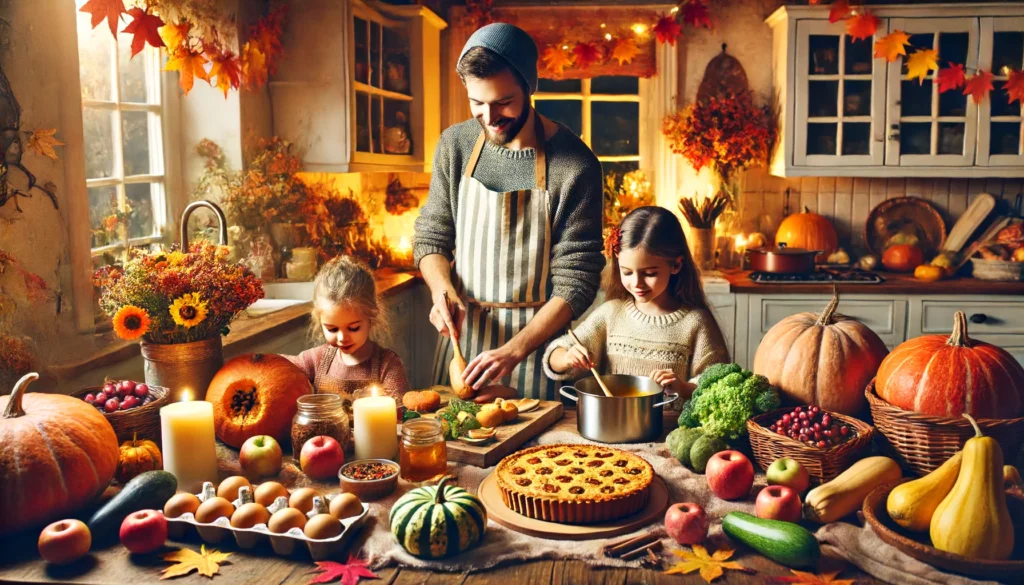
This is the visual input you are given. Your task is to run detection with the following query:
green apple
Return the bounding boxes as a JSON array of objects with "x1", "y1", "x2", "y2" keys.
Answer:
[{"x1": 766, "y1": 457, "x2": 810, "y2": 494}]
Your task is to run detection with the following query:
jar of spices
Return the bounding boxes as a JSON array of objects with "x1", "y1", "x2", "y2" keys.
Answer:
[
  {"x1": 399, "y1": 418, "x2": 447, "y2": 482},
  {"x1": 291, "y1": 394, "x2": 350, "y2": 456}
]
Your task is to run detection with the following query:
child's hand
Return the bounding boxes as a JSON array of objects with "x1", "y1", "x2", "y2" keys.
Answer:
[
  {"x1": 565, "y1": 343, "x2": 594, "y2": 371},
  {"x1": 650, "y1": 369, "x2": 691, "y2": 396}
]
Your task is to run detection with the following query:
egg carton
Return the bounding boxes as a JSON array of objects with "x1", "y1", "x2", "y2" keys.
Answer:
[{"x1": 163, "y1": 488, "x2": 368, "y2": 560}]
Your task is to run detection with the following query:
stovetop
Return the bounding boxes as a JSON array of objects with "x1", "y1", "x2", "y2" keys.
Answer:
[{"x1": 750, "y1": 267, "x2": 885, "y2": 284}]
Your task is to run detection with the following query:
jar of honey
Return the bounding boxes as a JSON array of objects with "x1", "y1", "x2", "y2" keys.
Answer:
[{"x1": 399, "y1": 418, "x2": 446, "y2": 482}]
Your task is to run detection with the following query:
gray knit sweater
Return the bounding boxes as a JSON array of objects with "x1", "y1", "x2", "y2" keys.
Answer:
[{"x1": 413, "y1": 118, "x2": 605, "y2": 317}]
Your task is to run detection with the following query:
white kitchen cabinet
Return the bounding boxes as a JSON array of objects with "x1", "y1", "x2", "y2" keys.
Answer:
[{"x1": 768, "y1": 3, "x2": 1024, "y2": 178}]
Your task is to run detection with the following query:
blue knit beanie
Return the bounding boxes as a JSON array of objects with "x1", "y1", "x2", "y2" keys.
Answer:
[{"x1": 458, "y1": 23, "x2": 539, "y2": 94}]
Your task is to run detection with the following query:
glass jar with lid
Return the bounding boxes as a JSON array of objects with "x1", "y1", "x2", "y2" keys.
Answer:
[
  {"x1": 291, "y1": 394, "x2": 351, "y2": 456},
  {"x1": 399, "y1": 418, "x2": 447, "y2": 482}
]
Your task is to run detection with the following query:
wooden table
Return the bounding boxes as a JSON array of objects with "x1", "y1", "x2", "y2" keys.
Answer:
[{"x1": 0, "y1": 412, "x2": 889, "y2": 585}]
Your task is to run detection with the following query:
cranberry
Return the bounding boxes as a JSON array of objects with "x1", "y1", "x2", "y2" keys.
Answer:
[
  {"x1": 103, "y1": 382, "x2": 116, "y2": 394},
  {"x1": 96, "y1": 392, "x2": 109, "y2": 404},
  {"x1": 84, "y1": 393, "x2": 96, "y2": 404},
  {"x1": 840, "y1": 426, "x2": 850, "y2": 437},
  {"x1": 812, "y1": 422, "x2": 820, "y2": 431},
  {"x1": 816, "y1": 440, "x2": 827, "y2": 448},
  {"x1": 824, "y1": 429, "x2": 833, "y2": 437},
  {"x1": 801, "y1": 419, "x2": 810, "y2": 428},
  {"x1": 134, "y1": 383, "x2": 149, "y2": 398},
  {"x1": 794, "y1": 406, "x2": 802, "y2": 413},
  {"x1": 782, "y1": 414, "x2": 792, "y2": 424},
  {"x1": 121, "y1": 379, "x2": 137, "y2": 392},
  {"x1": 104, "y1": 398, "x2": 120, "y2": 413},
  {"x1": 776, "y1": 428, "x2": 786, "y2": 435}
]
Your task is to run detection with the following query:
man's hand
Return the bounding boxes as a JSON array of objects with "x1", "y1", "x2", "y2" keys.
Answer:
[
  {"x1": 429, "y1": 289, "x2": 465, "y2": 339},
  {"x1": 463, "y1": 344, "x2": 525, "y2": 390}
]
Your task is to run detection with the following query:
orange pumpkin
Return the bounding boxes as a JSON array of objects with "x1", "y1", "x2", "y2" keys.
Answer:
[
  {"x1": 753, "y1": 289, "x2": 889, "y2": 415},
  {"x1": 0, "y1": 373, "x2": 120, "y2": 535},
  {"x1": 876, "y1": 311, "x2": 1024, "y2": 418},
  {"x1": 881, "y1": 244, "x2": 924, "y2": 272},
  {"x1": 774, "y1": 207, "x2": 838, "y2": 263},
  {"x1": 205, "y1": 354, "x2": 312, "y2": 448},
  {"x1": 116, "y1": 432, "x2": 163, "y2": 484}
]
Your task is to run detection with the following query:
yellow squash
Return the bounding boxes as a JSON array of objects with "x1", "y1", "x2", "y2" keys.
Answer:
[
  {"x1": 886, "y1": 451, "x2": 961, "y2": 532},
  {"x1": 804, "y1": 456, "x2": 902, "y2": 524},
  {"x1": 930, "y1": 414, "x2": 1014, "y2": 560}
]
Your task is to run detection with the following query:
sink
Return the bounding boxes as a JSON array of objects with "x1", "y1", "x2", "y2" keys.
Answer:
[
  {"x1": 262, "y1": 281, "x2": 316, "y2": 300},
  {"x1": 244, "y1": 298, "x2": 308, "y2": 317}
]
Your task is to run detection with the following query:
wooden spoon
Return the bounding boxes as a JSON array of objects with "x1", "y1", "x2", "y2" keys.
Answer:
[
  {"x1": 442, "y1": 291, "x2": 472, "y2": 399},
  {"x1": 568, "y1": 329, "x2": 614, "y2": 398}
]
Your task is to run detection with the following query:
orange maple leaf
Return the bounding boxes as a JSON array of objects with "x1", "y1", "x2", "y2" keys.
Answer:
[
  {"x1": 906, "y1": 48, "x2": 939, "y2": 84},
  {"x1": 209, "y1": 52, "x2": 242, "y2": 98},
  {"x1": 158, "y1": 20, "x2": 192, "y2": 54},
  {"x1": 572, "y1": 42, "x2": 602, "y2": 70},
  {"x1": 121, "y1": 7, "x2": 164, "y2": 58},
  {"x1": 79, "y1": 0, "x2": 126, "y2": 36},
  {"x1": 829, "y1": 0, "x2": 851, "y2": 23},
  {"x1": 1005, "y1": 70, "x2": 1024, "y2": 105},
  {"x1": 654, "y1": 15, "x2": 683, "y2": 45},
  {"x1": 540, "y1": 45, "x2": 574, "y2": 77},
  {"x1": 609, "y1": 37, "x2": 640, "y2": 65},
  {"x1": 240, "y1": 41, "x2": 268, "y2": 89},
  {"x1": 963, "y1": 70, "x2": 994, "y2": 104},
  {"x1": 846, "y1": 11, "x2": 880, "y2": 42},
  {"x1": 24, "y1": 129, "x2": 65, "y2": 161},
  {"x1": 250, "y1": 5, "x2": 287, "y2": 74},
  {"x1": 874, "y1": 30, "x2": 909, "y2": 62},
  {"x1": 165, "y1": 48, "x2": 210, "y2": 95},
  {"x1": 681, "y1": 1, "x2": 711, "y2": 29},
  {"x1": 936, "y1": 62, "x2": 967, "y2": 93},
  {"x1": 772, "y1": 567, "x2": 856, "y2": 585},
  {"x1": 665, "y1": 545, "x2": 747, "y2": 583}
]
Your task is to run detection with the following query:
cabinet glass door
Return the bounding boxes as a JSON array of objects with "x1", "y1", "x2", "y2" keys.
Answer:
[
  {"x1": 351, "y1": 10, "x2": 415, "y2": 160},
  {"x1": 978, "y1": 17, "x2": 1024, "y2": 167},
  {"x1": 794, "y1": 20, "x2": 887, "y2": 166},
  {"x1": 885, "y1": 18, "x2": 978, "y2": 167}
]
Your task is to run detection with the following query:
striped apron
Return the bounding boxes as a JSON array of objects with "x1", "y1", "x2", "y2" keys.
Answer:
[{"x1": 430, "y1": 115, "x2": 556, "y2": 400}]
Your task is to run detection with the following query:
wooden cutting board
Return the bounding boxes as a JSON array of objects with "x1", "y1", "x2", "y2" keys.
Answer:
[
  {"x1": 942, "y1": 193, "x2": 995, "y2": 253},
  {"x1": 439, "y1": 400, "x2": 565, "y2": 468}
]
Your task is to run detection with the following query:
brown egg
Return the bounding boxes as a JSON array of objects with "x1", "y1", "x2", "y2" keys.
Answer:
[
  {"x1": 163, "y1": 492, "x2": 202, "y2": 519},
  {"x1": 267, "y1": 507, "x2": 307, "y2": 534},
  {"x1": 329, "y1": 493, "x2": 363, "y2": 520},
  {"x1": 194, "y1": 496, "x2": 235, "y2": 524},
  {"x1": 304, "y1": 513, "x2": 342, "y2": 539},
  {"x1": 230, "y1": 502, "x2": 270, "y2": 529},
  {"x1": 217, "y1": 476, "x2": 252, "y2": 501},
  {"x1": 289, "y1": 487, "x2": 319, "y2": 514},
  {"x1": 254, "y1": 481, "x2": 289, "y2": 507}
]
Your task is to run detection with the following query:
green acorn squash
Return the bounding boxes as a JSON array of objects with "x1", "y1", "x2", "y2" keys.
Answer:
[{"x1": 389, "y1": 477, "x2": 486, "y2": 558}]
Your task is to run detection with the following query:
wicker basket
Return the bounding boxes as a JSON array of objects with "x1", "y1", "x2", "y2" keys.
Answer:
[
  {"x1": 747, "y1": 408, "x2": 874, "y2": 483},
  {"x1": 970, "y1": 258, "x2": 1024, "y2": 281},
  {"x1": 73, "y1": 382, "x2": 171, "y2": 444},
  {"x1": 866, "y1": 379, "x2": 1024, "y2": 476}
]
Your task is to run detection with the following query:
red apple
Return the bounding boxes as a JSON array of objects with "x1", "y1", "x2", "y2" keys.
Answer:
[
  {"x1": 38, "y1": 519, "x2": 91, "y2": 564},
  {"x1": 664, "y1": 502, "x2": 708, "y2": 545},
  {"x1": 766, "y1": 457, "x2": 810, "y2": 494},
  {"x1": 119, "y1": 509, "x2": 168, "y2": 554},
  {"x1": 240, "y1": 434, "x2": 283, "y2": 478},
  {"x1": 705, "y1": 450, "x2": 754, "y2": 501},
  {"x1": 755, "y1": 485, "x2": 802, "y2": 522},
  {"x1": 299, "y1": 435, "x2": 345, "y2": 480}
]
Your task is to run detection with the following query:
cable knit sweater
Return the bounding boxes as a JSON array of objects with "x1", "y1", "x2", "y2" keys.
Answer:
[
  {"x1": 412, "y1": 118, "x2": 605, "y2": 317},
  {"x1": 542, "y1": 299, "x2": 731, "y2": 384}
]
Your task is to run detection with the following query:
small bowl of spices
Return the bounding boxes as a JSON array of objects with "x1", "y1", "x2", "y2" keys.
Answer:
[{"x1": 338, "y1": 459, "x2": 400, "y2": 501}]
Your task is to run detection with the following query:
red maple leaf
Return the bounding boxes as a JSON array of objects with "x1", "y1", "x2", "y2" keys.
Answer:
[
  {"x1": 572, "y1": 42, "x2": 602, "y2": 70},
  {"x1": 1006, "y1": 70, "x2": 1024, "y2": 105},
  {"x1": 936, "y1": 62, "x2": 966, "y2": 93},
  {"x1": 79, "y1": 0, "x2": 126, "y2": 36},
  {"x1": 829, "y1": 0, "x2": 851, "y2": 23},
  {"x1": 846, "y1": 11, "x2": 880, "y2": 42},
  {"x1": 250, "y1": 5, "x2": 288, "y2": 73},
  {"x1": 209, "y1": 51, "x2": 242, "y2": 98},
  {"x1": 653, "y1": 15, "x2": 683, "y2": 45},
  {"x1": 963, "y1": 70, "x2": 994, "y2": 104},
  {"x1": 307, "y1": 556, "x2": 378, "y2": 585},
  {"x1": 681, "y1": 1, "x2": 711, "y2": 29},
  {"x1": 121, "y1": 7, "x2": 165, "y2": 58}
]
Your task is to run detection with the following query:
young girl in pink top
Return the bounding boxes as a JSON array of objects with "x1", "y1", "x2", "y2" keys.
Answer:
[{"x1": 287, "y1": 256, "x2": 410, "y2": 413}]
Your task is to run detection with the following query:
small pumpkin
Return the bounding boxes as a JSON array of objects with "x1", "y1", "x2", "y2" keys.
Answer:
[
  {"x1": 205, "y1": 353, "x2": 312, "y2": 448},
  {"x1": 913, "y1": 264, "x2": 944, "y2": 282},
  {"x1": 752, "y1": 288, "x2": 889, "y2": 415},
  {"x1": 775, "y1": 207, "x2": 838, "y2": 263},
  {"x1": 876, "y1": 311, "x2": 1024, "y2": 418},
  {"x1": 390, "y1": 476, "x2": 486, "y2": 558},
  {"x1": 0, "y1": 373, "x2": 120, "y2": 535},
  {"x1": 882, "y1": 244, "x2": 924, "y2": 273},
  {"x1": 115, "y1": 432, "x2": 163, "y2": 484}
]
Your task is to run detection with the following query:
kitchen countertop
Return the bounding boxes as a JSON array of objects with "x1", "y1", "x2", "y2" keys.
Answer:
[{"x1": 720, "y1": 270, "x2": 1024, "y2": 295}]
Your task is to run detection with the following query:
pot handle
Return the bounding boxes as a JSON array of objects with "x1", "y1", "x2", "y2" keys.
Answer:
[
  {"x1": 559, "y1": 387, "x2": 579, "y2": 402},
  {"x1": 654, "y1": 392, "x2": 679, "y2": 408}
]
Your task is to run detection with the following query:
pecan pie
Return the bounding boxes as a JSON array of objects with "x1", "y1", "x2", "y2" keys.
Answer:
[{"x1": 495, "y1": 444, "x2": 654, "y2": 524}]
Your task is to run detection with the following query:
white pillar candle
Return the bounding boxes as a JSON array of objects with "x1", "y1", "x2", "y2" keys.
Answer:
[
  {"x1": 353, "y1": 387, "x2": 398, "y2": 461},
  {"x1": 160, "y1": 392, "x2": 219, "y2": 493}
]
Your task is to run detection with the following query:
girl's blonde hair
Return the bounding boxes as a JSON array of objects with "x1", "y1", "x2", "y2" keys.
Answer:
[
  {"x1": 602, "y1": 206, "x2": 711, "y2": 313},
  {"x1": 308, "y1": 255, "x2": 392, "y2": 345}
]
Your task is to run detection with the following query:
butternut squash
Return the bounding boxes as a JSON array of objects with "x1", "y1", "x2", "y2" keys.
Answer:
[
  {"x1": 886, "y1": 452, "x2": 961, "y2": 532},
  {"x1": 930, "y1": 414, "x2": 1014, "y2": 560},
  {"x1": 804, "y1": 456, "x2": 902, "y2": 524}
]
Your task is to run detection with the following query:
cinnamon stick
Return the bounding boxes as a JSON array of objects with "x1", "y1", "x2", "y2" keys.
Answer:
[
  {"x1": 602, "y1": 530, "x2": 664, "y2": 557},
  {"x1": 620, "y1": 540, "x2": 663, "y2": 560}
]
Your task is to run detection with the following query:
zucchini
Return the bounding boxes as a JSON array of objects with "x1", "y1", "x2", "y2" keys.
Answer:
[
  {"x1": 88, "y1": 470, "x2": 177, "y2": 543},
  {"x1": 721, "y1": 512, "x2": 820, "y2": 569}
]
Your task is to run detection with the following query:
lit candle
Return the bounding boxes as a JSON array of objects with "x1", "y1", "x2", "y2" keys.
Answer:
[
  {"x1": 352, "y1": 386, "x2": 398, "y2": 461},
  {"x1": 160, "y1": 391, "x2": 219, "y2": 493}
]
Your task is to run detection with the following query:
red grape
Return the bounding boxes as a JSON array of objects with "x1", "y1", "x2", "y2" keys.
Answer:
[
  {"x1": 104, "y1": 398, "x2": 120, "y2": 413},
  {"x1": 103, "y1": 382, "x2": 116, "y2": 394},
  {"x1": 121, "y1": 380, "x2": 137, "y2": 392},
  {"x1": 134, "y1": 383, "x2": 149, "y2": 398},
  {"x1": 96, "y1": 392, "x2": 108, "y2": 404},
  {"x1": 84, "y1": 393, "x2": 96, "y2": 404}
]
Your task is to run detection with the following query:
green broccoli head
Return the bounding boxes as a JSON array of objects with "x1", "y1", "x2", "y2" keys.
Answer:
[
  {"x1": 696, "y1": 363, "x2": 743, "y2": 391},
  {"x1": 700, "y1": 391, "x2": 756, "y2": 440},
  {"x1": 690, "y1": 370, "x2": 774, "y2": 439},
  {"x1": 755, "y1": 388, "x2": 781, "y2": 414},
  {"x1": 677, "y1": 399, "x2": 700, "y2": 428}
]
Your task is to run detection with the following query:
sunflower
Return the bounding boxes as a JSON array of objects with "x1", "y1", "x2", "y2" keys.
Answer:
[
  {"x1": 169, "y1": 293, "x2": 208, "y2": 328},
  {"x1": 112, "y1": 305, "x2": 151, "y2": 340}
]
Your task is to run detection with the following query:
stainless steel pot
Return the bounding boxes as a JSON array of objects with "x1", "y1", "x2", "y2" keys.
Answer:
[
  {"x1": 559, "y1": 375, "x2": 678, "y2": 444},
  {"x1": 746, "y1": 242, "x2": 820, "y2": 274}
]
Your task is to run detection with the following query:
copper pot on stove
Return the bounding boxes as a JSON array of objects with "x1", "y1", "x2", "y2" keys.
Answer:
[{"x1": 746, "y1": 243, "x2": 820, "y2": 274}]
